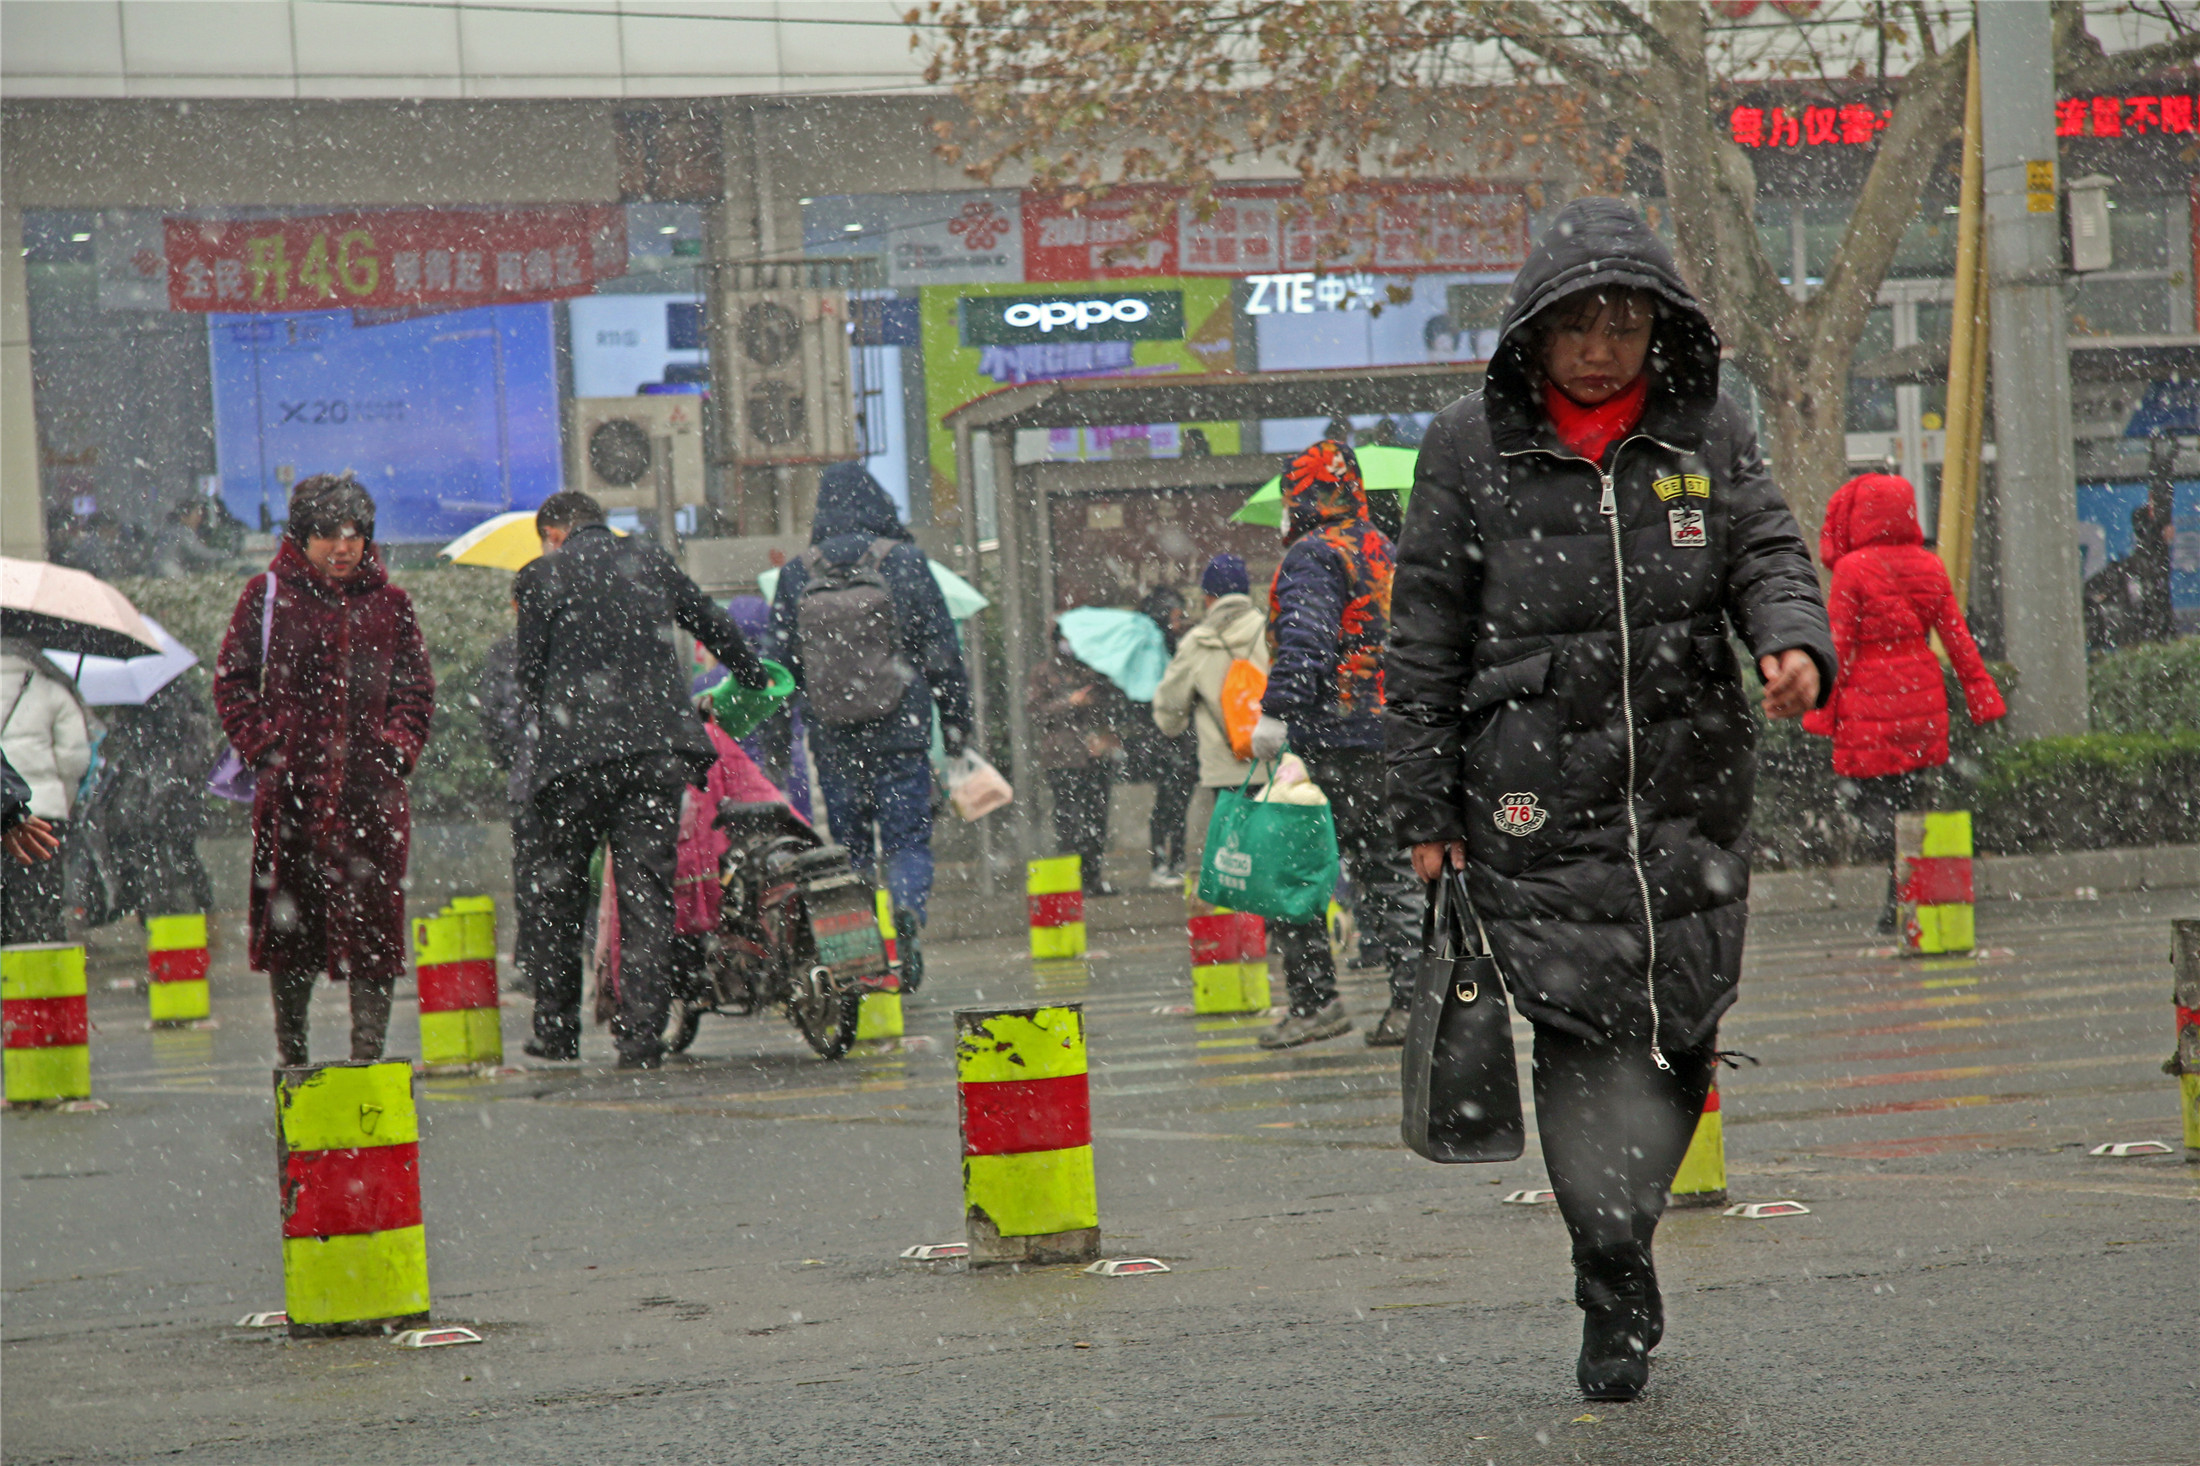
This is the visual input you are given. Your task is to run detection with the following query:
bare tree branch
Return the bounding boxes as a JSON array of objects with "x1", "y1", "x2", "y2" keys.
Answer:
[
  {"x1": 1808, "y1": 30, "x2": 1969, "y2": 368},
  {"x1": 2058, "y1": 28, "x2": 2200, "y2": 92},
  {"x1": 1904, "y1": 0, "x2": 1938, "y2": 58},
  {"x1": 1587, "y1": 0, "x2": 1687, "y2": 73},
  {"x1": 913, "y1": 2, "x2": 2136, "y2": 532}
]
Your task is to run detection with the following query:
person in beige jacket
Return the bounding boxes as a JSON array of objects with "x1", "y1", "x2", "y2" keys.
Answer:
[
  {"x1": 1151, "y1": 554, "x2": 1270, "y2": 796},
  {"x1": 2, "y1": 644, "x2": 94, "y2": 942}
]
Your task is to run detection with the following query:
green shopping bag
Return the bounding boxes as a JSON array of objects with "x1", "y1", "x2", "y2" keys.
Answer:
[{"x1": 1196, "y1": 763, "x2": 1341, "y2": 925}]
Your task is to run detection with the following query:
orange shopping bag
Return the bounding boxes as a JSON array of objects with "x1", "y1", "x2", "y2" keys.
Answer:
[{"x1": 1220, "y1": 659, "x2": 1267, "y2": 762}]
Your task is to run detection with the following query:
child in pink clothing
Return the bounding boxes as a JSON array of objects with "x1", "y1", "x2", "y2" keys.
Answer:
[
  {"x1": 595, "y1": 718, "x2": 805, "y2": 1005},
  {"x1": 676, "y1": 720, "x2": 805, "y2": 935}
]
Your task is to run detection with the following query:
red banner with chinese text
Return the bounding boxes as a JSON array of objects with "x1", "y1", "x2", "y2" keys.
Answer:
[
  {"x1": 162, "y1": 205, "x2": 626, "y2": 313},
  {"x1": 1021, "y1": 181, "x2": 1529, "y2": 282}
]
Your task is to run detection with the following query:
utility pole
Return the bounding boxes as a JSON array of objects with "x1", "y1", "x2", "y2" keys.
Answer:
[{"x1": 1976, "y1": 4, "x2": 2088, "y2": 738}]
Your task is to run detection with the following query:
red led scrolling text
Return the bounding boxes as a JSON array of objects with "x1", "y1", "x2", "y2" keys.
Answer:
[{"x1": 1728, "y1": 94, "x2": 2195, "y2": 148}]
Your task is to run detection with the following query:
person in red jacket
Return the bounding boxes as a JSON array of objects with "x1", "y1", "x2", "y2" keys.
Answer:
[
  {"x1": 1803, "y1": 473, "x2": 2005, "y2": 929},
  {"x1": 1816, "y1": 471, "x2": 1867, "y2": 572},
  {"x1": 214, "y1": 475, "x2": 436, "y2": 1066}
]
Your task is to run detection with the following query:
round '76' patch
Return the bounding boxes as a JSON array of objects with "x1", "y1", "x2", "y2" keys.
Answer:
[{"x1": 1494, "y1": 792, "x2": 1548, "y2": 836}]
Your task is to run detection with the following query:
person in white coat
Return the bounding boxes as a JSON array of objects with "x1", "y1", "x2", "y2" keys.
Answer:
[
  {"x1": 1, "y1": 645, "x2": 93, "y2": 942},
  {"x1": 1150, "y1": 554, "x2": 1270, "y2": 802}
]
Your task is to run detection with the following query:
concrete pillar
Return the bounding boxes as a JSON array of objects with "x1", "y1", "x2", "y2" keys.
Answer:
[
  {"x1": 993, "y1": 429, "x2": 1036, "y2": 865},
  {"x1": 953, "y1": 420, "x2": 997, "y2": 893},
  {"x1": 1, "y1": 204, "x2": 46, "y2": 559},
  {"x1": 1977, "y1": 5, "x2": 2088, "y2": 738}
]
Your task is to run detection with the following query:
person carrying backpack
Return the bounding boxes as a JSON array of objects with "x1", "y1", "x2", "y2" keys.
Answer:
[
  {"x1": 1250, "y1": 441, "x2": 1426, "y2": 1051},
  {"x1": 1151, "y1": 552, "x2": 1270, "y2": 814},
  {"x1": 768, "y1": 463, "x2": 973, "y2": 989}
]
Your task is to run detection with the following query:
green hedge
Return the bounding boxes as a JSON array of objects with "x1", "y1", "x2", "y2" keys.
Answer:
[
  {"x1": 1750, "y1": 638, "x2": 2200, "y2": 865},
  {"x1": 2087, "y1": 637, "x2": 2200, "y2": 735},
  {"x1": 115, "y1": 567, "x2": 514, "y2": 825},
  {"x1": 113, "y1": 576, "x2": 2194, "y2": 861},
  {"x1": 1972, "y1": 731, "x2": 2200, "y2": 854},
  {"x1": 1748, "y1": 661, "x2": 2012, "y2": 868}
]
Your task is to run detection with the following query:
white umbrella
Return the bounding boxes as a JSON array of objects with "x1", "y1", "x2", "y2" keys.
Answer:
[
  {"x1": 0, "y1": 556, "x2": 162, "y2": 659},
  {"x1": 43, "y1": 615, "x2": 198, "y2": 707}
]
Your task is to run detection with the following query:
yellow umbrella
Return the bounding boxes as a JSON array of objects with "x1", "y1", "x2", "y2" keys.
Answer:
[
  {"x1": 439, "y1": 511, "x2": 624, "y2": 571},
  {"x1": 439, "y1": 512, "x2": 545, "y2": 571}
]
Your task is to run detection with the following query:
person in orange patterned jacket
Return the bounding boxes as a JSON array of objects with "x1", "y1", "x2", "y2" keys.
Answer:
[{"x1": 1249, "y1": 438, "x2": 1426, "y2": 1050}]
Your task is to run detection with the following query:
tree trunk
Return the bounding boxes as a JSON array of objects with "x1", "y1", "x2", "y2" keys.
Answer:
[{"x1": 1755, "y1": 354, "x2": 1854, "y2": 551}]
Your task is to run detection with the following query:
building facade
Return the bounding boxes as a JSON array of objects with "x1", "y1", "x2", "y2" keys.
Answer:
[{"x1": 3, "y1": 3, "x2": 2192, "y2": 636}]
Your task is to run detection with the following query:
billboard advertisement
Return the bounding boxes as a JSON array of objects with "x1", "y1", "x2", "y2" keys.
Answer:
[
  {"x1": 165, "y1": 205, "x2": 624, "y2": 314},
  {"x1": 208, "y1": 303, "x2": 560, "y2": 543},
  {"x1": 917, "y1": 278, "x2": 1241, "y2": 508},
  {"x1": 568, "y1": 293, "x2": 707, "y2": 398},
  {"x1": 804, "y1": 181, "x2": 1529, "y2": 288}
]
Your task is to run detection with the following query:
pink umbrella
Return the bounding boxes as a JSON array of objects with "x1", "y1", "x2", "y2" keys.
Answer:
[{"x1": 0, "y1": 557, "x2": 163, "y2": 660}]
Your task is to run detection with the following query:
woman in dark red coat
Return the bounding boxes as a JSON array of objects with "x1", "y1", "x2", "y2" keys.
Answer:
[
  {"x1": 214, "y1": 476, "x2": 435, "y2": 1065},
  {"x1": 1803, "y1": 472, "x2": 2004, "y2": 926}
]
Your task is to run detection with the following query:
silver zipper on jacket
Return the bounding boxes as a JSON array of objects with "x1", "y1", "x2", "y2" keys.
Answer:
[{"x1": 1500, "y1": 434, "x2": 1674, "y2": 1071}]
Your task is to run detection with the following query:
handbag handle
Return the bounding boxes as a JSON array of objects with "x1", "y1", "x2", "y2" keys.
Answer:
[
  {"x1": 1423, "y1": 867, "x2": 1493, "y2": 1003},
  {"x1": 1423, "y1": 867, "x2": 1474, "y2": 962},
  {"x1": 1447, "y1": 867, "x2": 1501, "y2": 1003},
  {"x1": 1233, "y1": 754, "x2": 1278, "y2": 796},
  {"x1": 1448, "y1": 867, "x2": 1493, "y2": 958}
]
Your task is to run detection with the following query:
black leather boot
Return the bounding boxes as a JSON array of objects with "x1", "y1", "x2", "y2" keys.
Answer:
[
  {"x1": 1575, "y1": 1246, "x2": 1657, "y2": 1401},
  {"x1": 1577, "y1": 1296, "x2": 1653, "y2": 1401},
  {"x1": 894, "y1": 908, "x2": 924, "y2": 994},
  {"x1": 271, "y1": 968, "x2": 313, "y2": 1068}
]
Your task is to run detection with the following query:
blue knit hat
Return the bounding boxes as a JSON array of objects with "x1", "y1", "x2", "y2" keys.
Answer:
[{"x1": 1200, "y1": 552, "x2": 1250, "y2": 598}]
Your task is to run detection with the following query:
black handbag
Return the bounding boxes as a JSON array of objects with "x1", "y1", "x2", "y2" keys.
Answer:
[{"x1": 1399, "y1": 868, "x2": 1525, "y2": 1163}]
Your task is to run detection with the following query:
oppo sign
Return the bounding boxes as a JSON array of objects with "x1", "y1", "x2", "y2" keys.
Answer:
[
  {"x1": 1001, "y1": 297, "x2": 1151, "y2": 332},
  {"x1": 964, "y1": 290, "x2": 1184, "y2": 346}
]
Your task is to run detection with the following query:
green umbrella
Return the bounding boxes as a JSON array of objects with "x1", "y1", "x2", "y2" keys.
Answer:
[{"x1": 1231, "y1": 443, "x2": 1420, "y2": 528}]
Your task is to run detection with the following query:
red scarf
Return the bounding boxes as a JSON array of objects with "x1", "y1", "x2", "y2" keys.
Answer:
[{"x1": 1543, "y1": 375, "x2": 1648, "y2": 465}]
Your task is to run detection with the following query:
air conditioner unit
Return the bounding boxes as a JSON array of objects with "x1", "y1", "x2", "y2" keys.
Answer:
[
  {"x1": 708, "y1": 261, "x2": 867, "y2": 467},
  {"x1": 567, "y1": 395, "x2": 708, "y2": 514}
]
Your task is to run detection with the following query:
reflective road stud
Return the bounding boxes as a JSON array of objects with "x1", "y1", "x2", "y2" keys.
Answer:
[
  {"x1": 956, "y1": 1003, "x2": 1099, "y2": 1265},
  {"x1": 145, "y1": 913, "x2": 211, "y2": 1024},
  {"x1": 1027, "y1": 856, "x2": 1086, "y2": 959},
  {"x1": 1188, "y1": 911, "x2": 1270, "y2": 1014},
  {"x1": 1668, "y1": 1081, "x2": 1728, "y2": 1207},
  {"x1": 275, "y1": 1060, "x2": 430, "y2": 1337},
  {"x1": 1897, "y1": 811, "x2": 1975, "y2": 956},
  {"x1": 3, "y1": 944, "x2": 90, "y2": 1104},
  {"x1": 856, "y1": 892, "x2": 904, "y2": 1042},
  {"x1": 413, "y1": 897, "x2": 501, "y2": 1069},
  {"x1": 2174, "y1": 919, "x2": 2199, "y2": 1162}
]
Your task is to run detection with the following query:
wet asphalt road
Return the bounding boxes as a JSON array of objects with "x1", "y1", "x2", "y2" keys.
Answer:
[{"x1": 4, "y1": 890, "x2": 2196, "y2": 1465}]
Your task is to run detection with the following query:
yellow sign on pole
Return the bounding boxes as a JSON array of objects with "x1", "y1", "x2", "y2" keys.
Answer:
[{"x1": 2024, "y1": 159, "x2": 2058, "y2": 212}]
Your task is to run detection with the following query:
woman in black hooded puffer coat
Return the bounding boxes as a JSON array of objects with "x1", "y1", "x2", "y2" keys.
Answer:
[{"x1": 1386, "y1": 198, "x2": 1835, "y2": 1400}]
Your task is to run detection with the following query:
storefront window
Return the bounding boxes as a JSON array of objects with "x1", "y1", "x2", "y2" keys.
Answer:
[
  {"x1": 1913, "y1": 300, "x2": 1951, "y2": 423},
  {"x1": 2070, "y1": 275, "x2": 2178, "y2": 336},
  {"x1": 2065, "y1": 191, "x2": 2186, "y2": 337},
  {"x1": 23, "y1": 210, "x2": 217, "y2": 553},
  {"x1": 1886, "y1": 211, "x2": 1960, "y2": 280},
  {"x1": 1847, "y1": 304, "x2": 1898, "y2": 433}
]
